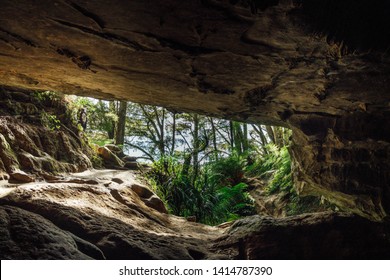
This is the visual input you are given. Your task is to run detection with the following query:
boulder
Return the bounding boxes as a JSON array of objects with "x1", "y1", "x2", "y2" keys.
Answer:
[
  {"x1": 0, "y1": 205, "x2": 93, "y2": 259},
  {"x1": 0, "y1": 176, "x2": 218, "y2": 260},
  {"x1": 111, "y1": 177, "x2": 124, "y2": 184},
  {"x1": 104, "y1": 144, "x2": 121, "y2": 154},
  {"x1": 122, "y1": 156, "x2": 138, "y2": 162},
  {"x1": 97, "y1": 146, "x2": 124, "y2": 168},
  {"x1": 214, "y1": 212, "x2": 390, "y2": 259},
  {"x1": 124, "y1": 161, "x2": 139, "y2": 170},
  {"x1": 186, "y1": 216, "x2": 197, "y2": 222},
  {"x1": 130, "y1": 184, "x2": 167, "y2": 214},
  {"x1": 130, "y1": 184, "x2": 154, "y2": 199},
  {"x1": 143, "y1": 195, "x2": 168, "y2": 214},
  {"x1": 9, "y1": 171, "x2": 35, "y2": 183}
]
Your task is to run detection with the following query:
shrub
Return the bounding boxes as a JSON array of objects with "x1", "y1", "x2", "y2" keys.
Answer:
[
  {"x1": 41, "y1": 111, "x2": 61, "y2": 131},
  {"x1": 146, "y1": 155, "x2": 255, "y2": 225}
]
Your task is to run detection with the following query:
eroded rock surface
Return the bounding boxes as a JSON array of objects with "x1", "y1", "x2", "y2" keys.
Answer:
[
  {"x1": 0, "y1": 170, "x2": 222, "y2": 259},
  {"x1": 1, "y1": 170, "x2": 390, "y2": 260},
  {"x1": 0, "y1": 89, "x2": 93, "y2": 179},
  {"x1": 1, "y1": 1, "x2": 389, "y2": 220},
  {"x1": 213, "y1": 212, "x2": 390, "y2": 259},
  {"x1": 0, "y1": 205, "x2": 94, "y2": 260}
]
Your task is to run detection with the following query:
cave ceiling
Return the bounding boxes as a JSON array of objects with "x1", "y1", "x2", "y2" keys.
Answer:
[{"x1": 0, "y1": 0, "x2": 388, "y2": 126}]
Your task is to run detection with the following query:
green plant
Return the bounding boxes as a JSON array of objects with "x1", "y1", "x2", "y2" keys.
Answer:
[
  {"x1": 41, "y1": 111, "x2": 61, "y2": 131},
  {"x1": 266, "y1": 146, "x2": 292, "y2": 194},
  {"x1": 209, "y1": 153, "x2": 246, "y2": 187},
  {"x1": 214, "y1": 182, "x2": 255, "y2": 222},
  {"x1": 34, "y1": 91, "x2": 62, "y2": 105},
  {"x1": 90, "y1": 154, "x2": 104, "y2": 168},
  {"x1": 146, "y1": 155, "x2": 255, "y2": 225}
]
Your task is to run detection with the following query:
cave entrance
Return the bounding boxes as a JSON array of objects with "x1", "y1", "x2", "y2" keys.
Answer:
[{"x1": 67, "y1": 95, "x2": 333, "y2": 225}]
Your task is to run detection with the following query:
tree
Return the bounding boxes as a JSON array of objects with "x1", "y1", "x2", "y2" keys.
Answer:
[{"x1": 114, "y1": 101, "x2": 127, "y2": 147}]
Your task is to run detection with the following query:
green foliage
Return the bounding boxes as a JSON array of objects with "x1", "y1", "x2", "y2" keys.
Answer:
[
  {"x1": 246, "y1": 144, "x2": 331, "y2": 215},
  {"x1": 89, "y1": 137, "x2": 112, "y2": 147},
  {"x1": 147, "y1": 155, "x2": 255, "y2": 225},
  {"x1": 209, "y1": 154, "x2": 246, "y2": 187},
  {"x1": 266, "y1": 146, "x2": 292, "y2": 194},
  {"x1": 34, "y1": 91, "x2": 62, "y2": 107},
  {"x1": 34, "y1": 90, "x2": 56, "y2": 101},
  {"x1": 245, "y1": 144, "x2": 292, "y2": 194},
  {"x1": 214, "y1": 183, "x2": 255, "y2": 222},
  {"x1": 66, "y1": 96, "x2": 328, "y2": 222},
  {"x1": 90, "y1": 154, "x2": 104, "y2": 168},
  {"x1": 41, "y1": 111, "x2": 61, "y2": 131},
  {"x1": 69, "y1": 97, "x2": 116, "y2": 138}
]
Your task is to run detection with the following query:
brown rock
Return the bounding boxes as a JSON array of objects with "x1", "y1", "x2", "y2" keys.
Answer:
[
  {"x1": 214, "y1": 212, "x2": 390, "y2": 259},
  {"x1": 143, "y1": 195, "x2": 168, "y2": 214},
  {"x1": 130, "y1": 184, "x2": 154, "y2": 199},
  {"x1": 0, "y1": 1, "x2": 389, "y2": 220},
  {"x1": 0, "y1": 172, "x2": 9, "y2": 181},
  {"x1": 112, "y1": 177, "x2": 124, "y2": 184},
  {"x1": 0, "y1": 205, "x2": 93, "y2": 260},
  {"x1": 0, "y1": 92, "x2": 93, "y2": 179},
  {"x1": 9, "y1": 171, "x2": 35, "y2": 183},
  {"x1": 0, "y1": 174, "x2": 221, "y2": 260},
  {"x1": 0, "y1": 158, "x2": 9, "y2": 180},
  {"x1": 124, "y1": 161, "x2": 139, "y2": 170},
  {"x1": 186, "y1": 216, "x2": 197, "y2": 222},
  {"x1": 122, "y1": 156, "x2": 138, "y2": 162},
  {"x1": 97, "y1": 146, "x2": 124, "y2": 168},
  {"x1": 0, "y1": 133, "x2": 19, "y2": 173}
]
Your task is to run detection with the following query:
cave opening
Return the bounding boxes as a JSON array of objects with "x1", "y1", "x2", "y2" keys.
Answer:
[
  {"x1": 1, "y1": 0, "x2": 390, "y2": 260},
  {"x1": 61, "y1": 94, "x2": 335, "y2": 225}
]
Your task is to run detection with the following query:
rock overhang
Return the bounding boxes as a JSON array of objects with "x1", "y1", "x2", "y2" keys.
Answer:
[{"x1": 1, "y1": 0, "x2": 390, "y2": 221}]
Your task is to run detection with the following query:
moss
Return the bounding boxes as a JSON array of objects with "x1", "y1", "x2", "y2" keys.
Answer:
[
  {"x1": 90, "y1": 154, "x2": 104, "y2": 168},
  {"x1": 0, "y1": 133, "x2": 20, "y2": 172}
]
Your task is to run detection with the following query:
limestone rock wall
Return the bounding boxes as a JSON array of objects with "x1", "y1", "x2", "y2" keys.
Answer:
[
  {"x1": 214, "y1": 212, "x2": 390, "y2": 259},
  {"x1": 289, "y1": 113, "x2": 390, "y2": 221},
  {"x1": 0, "y1": 88, "x2": 93, "y2": 180}
]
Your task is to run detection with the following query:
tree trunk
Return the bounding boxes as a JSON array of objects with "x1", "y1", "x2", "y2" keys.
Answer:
[
  {"x1": 192, "y1": 114, "x2": 200, "y2": 184},
  {"x1": 209, "y1": 117, "x2": 218, "y2": 160},
  {"x1": 108, "y1": 101, "x2": 116, "y2": 139},
  {"x1": 229, "y1": 120, "x2": 234, "y2": 152},
  {"x1": 114, "y1": 101, "x2": 127, "y2": 146},
  {"x1": 265, "y1": 125, "x2": 276, "y2": 145},
  {"x1": 252, "y1": 124, "x2": 269, "y2": 155},
  {"x1": 170, "y1": 112, "x2": 177, "y2": 156},
  {"x1": 243, "y1": 123, "x2": 249, "y2": 152}
]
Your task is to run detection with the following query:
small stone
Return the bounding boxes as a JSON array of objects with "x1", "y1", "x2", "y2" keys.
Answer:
[
  {"x1": 104, "y1": 144, "x2": 121, "y2": 153},
  {"x1": 112, "y1": 177, "x2": 124, "y2": 184},
  {"x1": 97, "y1": 147, "x2": 124, "y2": 167},
  {"x1": 122, "y1": 155, "x2": 138, "y2": 162},
  {"x1": 130, "y1": 184, "x2": 154, "y2": 199},
  {"x1": 9, "y1": 171, "x2": 35, "y2": 183},
  {"x1": 143, "y1": 195, "x2": 168, "y2": 214},
  {"x1": 124, "y1": 161, "x2": 138, "y2": 170},
  {"x1": 186, "y1": 216, "x2": 197, "y2": 222},
  {"x1": 0, "y1": 172, "x2": 10, "y2": 181}
]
